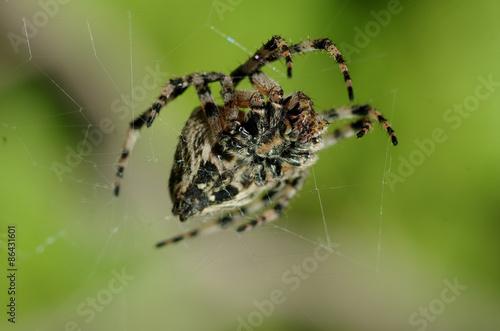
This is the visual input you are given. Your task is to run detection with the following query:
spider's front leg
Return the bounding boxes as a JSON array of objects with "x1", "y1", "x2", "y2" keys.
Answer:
[
  {"x1": 231, "y1": 35, "x2": 353, "y2": 101},
  {"x1": 321, "y1": 118, "x2": 372, "y2": 149},
  {"x1": 319, "y1": 104, "x2": 398, "y2": 148},
  {"x1": 288, "y1": 38, "x2": 353, "y2": 101},
  {"x1": 231, "y1": 35, "x2": 292, "y2": 86}
]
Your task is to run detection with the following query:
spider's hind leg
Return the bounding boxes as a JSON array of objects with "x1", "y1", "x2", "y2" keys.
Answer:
[
  {"x1": 236, "y1": 172, "x2": 307, "y2": 233},
  {"x1": 154, "y1": 206, "x2": 255, "y2": 248},
  {"x1": 155, "y1": 180, "x2": 290, "y2": 248},
  {"x1": 154, "y1": 213, "x2": 235, "y2": 248}
]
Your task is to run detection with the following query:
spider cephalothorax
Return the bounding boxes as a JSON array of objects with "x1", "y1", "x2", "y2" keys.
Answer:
[{"x1": 114, "y1": 35, "x2": 398, "y2": 247}]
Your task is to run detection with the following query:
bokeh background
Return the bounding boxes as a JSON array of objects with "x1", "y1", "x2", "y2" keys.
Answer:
[{"x1": 1, "y1": 0, "x2": 499, "y2": 330}]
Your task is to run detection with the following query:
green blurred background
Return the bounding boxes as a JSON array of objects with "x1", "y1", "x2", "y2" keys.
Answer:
[{"x1": 1, "y1": 0, "x2": 499, "y2": 330}]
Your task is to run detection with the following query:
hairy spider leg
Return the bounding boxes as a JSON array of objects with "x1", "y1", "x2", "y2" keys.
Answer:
[
  {"x1": 232, "y1": 90, "x2": 266, "y2": 109},
  {"x1": 155, "y1": 177, "x2": 294, "y2": 247},
  {"x1": 220, "y1": 76, "x2": 239, "y2": 124},
  {"x1": 247, "y1": 72, "x2": 286, "y2": 131},
  {"x1": 114, "y1": 72, "x2": 228, "y2": 196},
  {"x1": 231, "y1": 35, "x2": 292, "y2": 86},
  {"x1": 236, "y1": 172, "x2": 308, "y2": 233},
  {"x1": 287, "y1": 38, "x2": 353, "y2": 100},
  {"x1": 250, "y1": 72, "x2": 283, "y2": 103},
  {"x1": 321, "y1": 118, "x2": 372, "y2": 149},
  {"x1": 196, "y1": 82, "x2": 223, "y2": 136},
  {"x1": 218, "y1": 86, "x2": 269, "y2": 148},
  {"x1": 231, "y1": 36, "x2": 353, "y2": 101},
  {"x1": 321, "y1": 105, "x2": 398, "y2": 146},
  {"x1": 218, "y1": 76, "x2": 269, "y2": 129}
]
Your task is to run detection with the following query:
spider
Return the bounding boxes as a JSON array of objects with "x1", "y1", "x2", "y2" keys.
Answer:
[{"x1": 114, "y1": 35, "x2": 398, "y2": 248}]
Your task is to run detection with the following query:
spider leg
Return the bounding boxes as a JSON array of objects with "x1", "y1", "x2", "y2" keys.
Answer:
[
  {"x1": 114, "y1": 72, "x2": 228, "y2": 196},
  {"x1": 226, "y1": 89, "x2": 269, "y2": 145},
  {"x1": 250, "y1": 72, "x2": 283, "y2": 103},
  {"x1": 218, "y1": 76, "x2": 268, "y2": 129},
  {"x1": 220, "y1": 75, "x2": 239, "y2": 124},
  {"x1": 232, "y1": 90, "x2": 266, "y2": 109},
  {"x1": 155, "y1": 181, "x2": 288, "y2": 247},
  {"x1": 231, "y1": 35, "x2": 292, "y2": 86},
  {"x1": 321, "y1": 118, "x2": 371, "y2": 149},
  {"x1": 236, "y1": 72, "x2": 287, "y2": 135},
  {"x1": 321, "y1": 105, "x2": 398, "y2": 146},
  {"x1": 196, "y1": 82, "x2": 223, "y2": 136},
  {"x1": 231, "y1": 36, "x2": 353, "y2": 101},
  {"x1": 148, "y1": 72, "x2": 228, "y2": 128},
  {"x1": 154, "y1": 215, "x2": 231, "y2": 248},
  {"x1": 236, "y1": 172, "x2": 307, "y2": 233},
  {"x1": 288, "y1": 38, "x2": 353, "y2": 101}
]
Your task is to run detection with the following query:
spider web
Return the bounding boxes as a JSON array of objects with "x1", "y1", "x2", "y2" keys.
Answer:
[{"x1": 2, "y1": 1, "x2": 494, "y2": 331}]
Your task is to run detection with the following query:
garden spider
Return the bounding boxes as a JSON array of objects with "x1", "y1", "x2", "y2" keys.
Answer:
[{"x1": 114, "y1": 35, "x2": 398, "y2": 247}]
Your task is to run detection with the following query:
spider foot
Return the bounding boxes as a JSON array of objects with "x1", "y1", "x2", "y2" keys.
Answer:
[
  {"x1": 356, "y1": 130, "x2": 367, "y2": 139},
  {"x1": 390, "y1": 132, "x2": 398, "y2": 146},
  {"x1": 356, "y1": 120, "x2": 372, "y2": 139}
]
